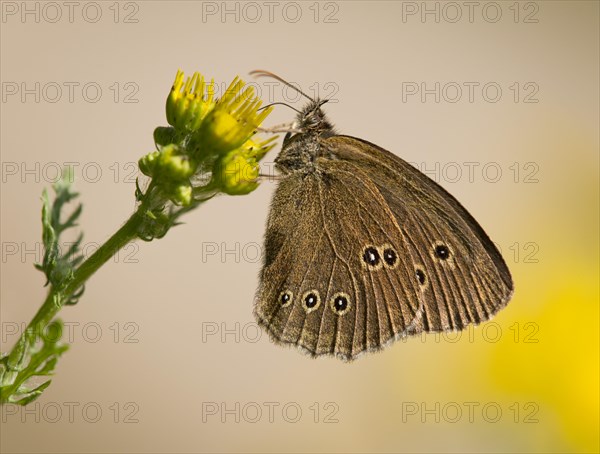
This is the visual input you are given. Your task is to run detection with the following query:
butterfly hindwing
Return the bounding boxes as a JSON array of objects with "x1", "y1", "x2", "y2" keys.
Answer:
[{"x1": 254, "y1": 160, "x2": 424, "y2": 360}]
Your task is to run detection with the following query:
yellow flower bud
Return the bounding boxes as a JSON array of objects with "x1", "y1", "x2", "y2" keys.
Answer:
[
  {"x1": 241, "y1": 136, "x2": 278, "y2": 161},
  {"x1": 166, "y1": 70, "x2": 216, "y2": 133},
  {"x1": 139, "y1": 151, "x2": 160, "y2": 177},
  {"x1": 215, "y1": 151, "x2": 259, "y2": 195},
  {"x1": 197, "y1": 78, "x2": 273, "y2": 155},
  {"x1": 170, "y1": 183, "x2": 193, "y2": 206},
  {"x1": 157, "y1": 145, "x2": 194, "y2": 181}
]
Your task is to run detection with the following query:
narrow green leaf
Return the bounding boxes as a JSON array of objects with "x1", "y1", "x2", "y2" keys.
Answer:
[
  {"x1": 57, "y1": 203, "x2": 82, "y2": 234},
  {"x1": 35, "y1": 356, "x2": 59, "y2": 376},
  {"x1": 13, "y1": 380, "x2": 52, "y2": 405}
]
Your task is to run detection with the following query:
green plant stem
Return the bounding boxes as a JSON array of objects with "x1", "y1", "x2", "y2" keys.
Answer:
[
  {"x1": 1, "y1": 206, "x2": 147, "y2": 404},
  {"x1": 24, "y1": 209, "x2": 144, "y2": 342}
]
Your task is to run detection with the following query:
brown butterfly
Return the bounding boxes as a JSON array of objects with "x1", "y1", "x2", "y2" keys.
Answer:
[{"x1": 252, "y1": 71, "x2": 514, "y2": 361}]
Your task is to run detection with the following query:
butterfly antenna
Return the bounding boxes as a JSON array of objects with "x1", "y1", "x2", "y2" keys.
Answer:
[
  {"x1": 250, "y1": 70, "x2": 314, "y2": 103},
  {"x1": 258, "y1": 101, "x2": 303, "y2": 115}
]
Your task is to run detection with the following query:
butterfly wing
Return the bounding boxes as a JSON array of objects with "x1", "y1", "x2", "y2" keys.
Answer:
[
  {"x1": 254, "y1": 162, "x2": 425, "y2": 360},
  {"x1": 323, "y1": 135, "x2": 514, "y2": 333}
]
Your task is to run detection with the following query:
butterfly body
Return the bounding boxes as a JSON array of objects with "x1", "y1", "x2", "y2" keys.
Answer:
[{"x1": 255, "y1": 98, "x2": 514, "y2": 360}]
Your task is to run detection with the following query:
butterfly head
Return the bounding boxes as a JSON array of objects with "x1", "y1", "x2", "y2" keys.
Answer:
[
  {"x1": 296, "y1": 99, "x2": 334, "y2": 135},
  {"x1": 274, "y1": 99, "x2": 336, "y2": 173},
  {"x1": 248, "y1": 71, "x2": 336, "y2": 172}
]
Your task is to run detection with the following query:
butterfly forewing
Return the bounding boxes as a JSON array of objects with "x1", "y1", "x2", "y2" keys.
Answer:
[{"x1": 323, "y1": 136, "x2": 514, "y2": 334}]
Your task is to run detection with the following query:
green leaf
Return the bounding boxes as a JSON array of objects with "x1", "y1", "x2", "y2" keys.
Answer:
[
  {"x1": 36, "y1": 168, "x2": 85, "y2": 293},
  {"x1": 0, "y1": 319, "x2": 69, "y2": 405},
  {"x1": 59, "y1": 203, "x2": 83, "y2": 233},
  {"x1": 153, "y1": 126, "x2": 179, "y2": 147},
  {"x1": 12, "y1": 380, "x2": 52, "y2": 405},
  {"x1": 35, "y1": 356, "x2": 59, "y2": 376}
]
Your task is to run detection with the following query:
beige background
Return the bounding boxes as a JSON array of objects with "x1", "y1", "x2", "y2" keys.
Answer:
[{"x1": 1, "y1": 1, "x2": 598, "y2": 452}]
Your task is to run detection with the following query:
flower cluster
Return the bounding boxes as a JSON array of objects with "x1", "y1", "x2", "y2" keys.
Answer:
[
  {"x1": 139, "y1": 70, "x2": 276, "y2": 206},
  {"x1": 0, "y1": 69, "x2": 280, "y2": 407}
]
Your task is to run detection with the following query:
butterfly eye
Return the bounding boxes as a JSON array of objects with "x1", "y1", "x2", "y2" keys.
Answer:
[
  {"x1": 279, "y1": 290, "x2": 293, "y2": 307},
  {"x1": 362, "y1": 246, "x2": 380, "y2": 268},
  {"x1": 415, "y1": 268, "x2": 426, "y2": 285},
  {"x1": 382, "y1": 246, "x2": 398, "y2": 268},
  {"x1": 434, "y1": 244, "x2": 451, "y2": 260},
  {"x1": 330, "y1": 292, "x2": 351, "y2": 315},
  {"x1": 302, "y1": 290, "x2": 321, "y2": 313}
]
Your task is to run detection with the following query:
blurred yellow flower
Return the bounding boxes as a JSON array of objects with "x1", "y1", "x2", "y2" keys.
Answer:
[{"x1": 489, "y1": 264, "x2": 599, "y2": 452}]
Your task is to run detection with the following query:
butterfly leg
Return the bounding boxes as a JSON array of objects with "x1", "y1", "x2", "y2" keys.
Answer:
[{"x1": 257, "y1": 122, "x2": 301, "y2": 134}]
